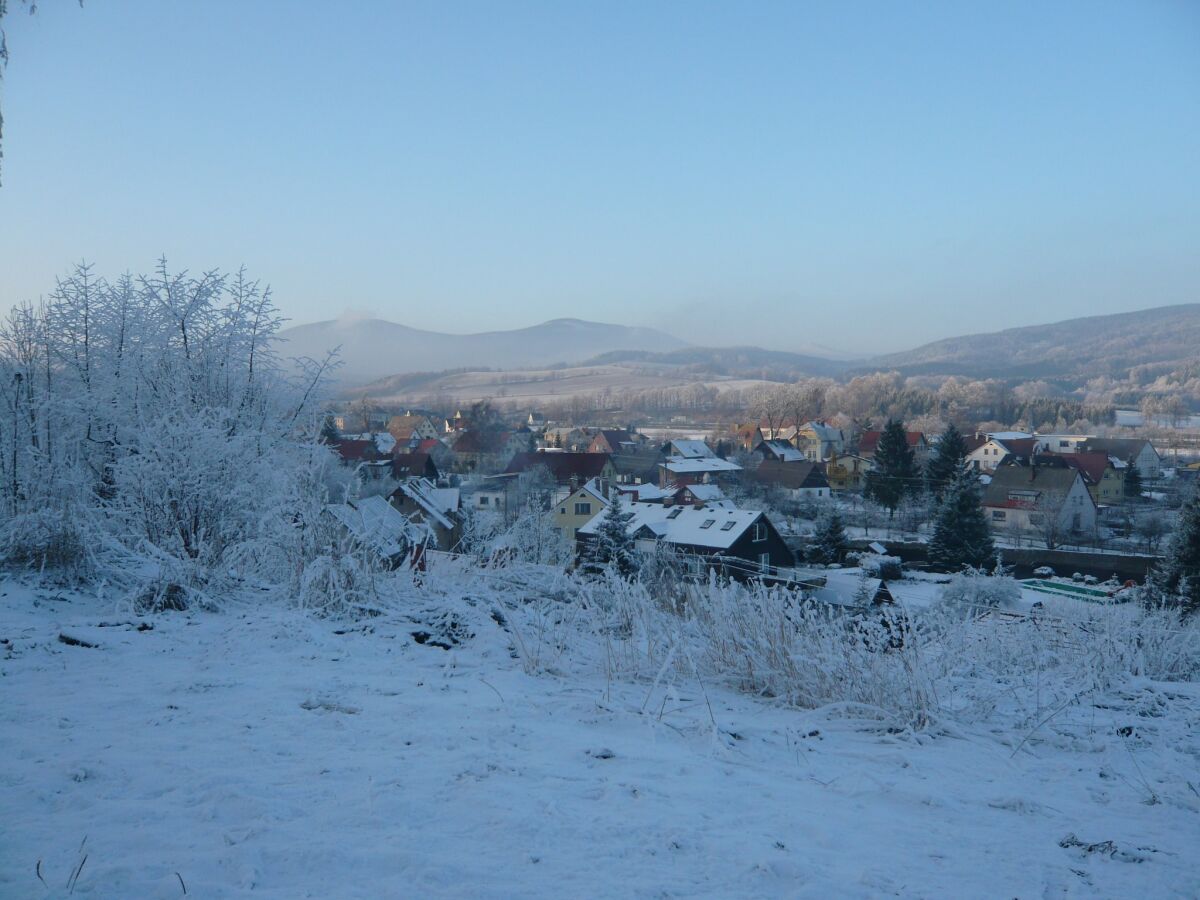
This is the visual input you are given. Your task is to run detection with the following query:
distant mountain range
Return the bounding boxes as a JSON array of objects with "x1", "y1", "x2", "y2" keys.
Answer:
[
  {"x1": 863, "y1": 303, "x2": 1200, "y2": 380},
  {"x1": 283, "y1": 303, "x2": 1200, "y2": 396},
  {"x1": 276, "y1": 316, "x2": 687, "y2": 385}
]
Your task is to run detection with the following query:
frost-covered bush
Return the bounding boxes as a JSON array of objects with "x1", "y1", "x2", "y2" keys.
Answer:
[
  {"x1": 936, "y1": 569, "x2": 1021, "y2": 614},
  {"x1": 0, "y1": 507, "x2": 92, "y2": 583}
]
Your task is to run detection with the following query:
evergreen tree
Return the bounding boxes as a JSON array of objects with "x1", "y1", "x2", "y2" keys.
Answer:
[
  {"x1": 810, "y1": 508, "x2": 847, "y2": 565},
  {"x1": 926, "y1": 422, "x2": 969, "y2": 500},
  {"x1": 1155, "y1": 480, "x2": 1200, "y2": 614},
  {"x1": 1123, "y1": 465, "x2": 1143, "y2": 500},
  {"x1": 585, "y1": 490, "x2": 640, "y2": 578},
  {"x1": 928, "y1": 464, "x2": 995, "y2": 571},
  {"x1": 864, "y1": 419, "x2": 918, "y2": 514},
  {"x1": 320, "y1": 416, "x2": 340, "y2": 444}
]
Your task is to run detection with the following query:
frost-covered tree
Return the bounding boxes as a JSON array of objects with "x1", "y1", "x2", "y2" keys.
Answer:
[
  {"x1": 0, "y1": 260, "x2": 337, "y2": 604},
  {"x1": 1123, "y1": 465, "x2": 1143, "y2": 500},
  {"x1": 864, "y1": 419, "x2": 918, "y2": 515},
  {"x1": 809, "y1": 508, "x2": 846, "y2": 565},
  {"x1": 583, "y1": 489, "x2": 639, "y2": 579},
  {"x1": 925, "y1": 422, "x2": 969, "y2": 500},
  {"x1": 1154, "y1": 480, "x2": 1200, "y2": 614},
  {"x1": 927, "y1": 464, "x2": 995, "y2": 571}
]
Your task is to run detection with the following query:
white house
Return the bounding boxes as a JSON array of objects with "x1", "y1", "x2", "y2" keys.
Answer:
[{"x1": 982, "y1": 463, "x2": 1097, "y2": 542}]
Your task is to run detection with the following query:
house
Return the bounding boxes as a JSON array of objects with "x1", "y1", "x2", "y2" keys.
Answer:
[
  {"x1": 732, "y1": 422, "x2": 768, "y2": 451},
  {"x1": 752, "y1": 460, "x2": 831, "y2": 499},
  {"x1": 553, "y1": 478, "x2": 611, "y2": 540},
  {"x1": 857, "y1": 430, "x2": 929, "y2": 466},
  {"x1": 389, "y1": 478, "x2": 463, "y2": 551},
  {"x1": 658, "y1": 454, "x2": 742, "y2": 487},
  {"x1": 670, "y1": 483, "x2": 736, "y2": 509},
  {"x1": 391, "y1": 452, "x2": 439, "y2": 481},
  {"x1": 794, "y1": 422, "x2": 846, "y2": 461},
  {"x1": 752, "y1": 439, "x2": 806, "y2": 463},
  {"x1": 340, "y1": 432, "x2": 397, "y2": 455},
  {"x1": 576, "y1": 502, "x2": 794, "y2": 580},
  {"x1": 330, "y1": 438, "x2": 392, "y2": 479},
  {"x1": 967, "y1": 436, "x2": 1040, "y2": 472},
  {"x1": 825, "y1": 453, "x2": 875, "y2": 491},
  {"x1": 324, "y1": 495, "x2": 428, "y2": 569},
  {"x1": 526, "y1": 411, "x2": 548, "y2": 429},
  {"x1": 471, "y1": 473, "x2": 522, "y2": 516},
  {"x1": 540, "y1": 427, "x2": 593, "y2": 452},
  {"x1": 982, "y1": 462, "x2": 1097, "y2": 542},
  {"x1": 386, "y1": 414, "x2": 440, "y2": 446},
  {"x1": 1042, "y1": 452, "x2": 1125, "y2": 505},
  {"x1": 587, "y1": 429, "x2": 641, "y2": 454},
  {"x1": 413, "y1": 437, "x2": 454, "y2": 469},
  {"x1": 450, "y1": 429, "x2": 532, "y2": 471},
  {"x1": 666, "y1": 439, "x2": 717, "y2": 459},
  {"x1": 1077, "y1": 437, "x2": 1162, "y2": 480},
  {"x1": 609, "y1": 446, "x2": 663, "y2": 485},
  {"x1": 614, "y1": 482, "x2": 674, "y2": 503},
  {"x1": 1036, "y1": 433, "x2": 1093, "y2": 455},
  {"x1": 505, "y1": 451, "x2": 617, "y2": 486}
]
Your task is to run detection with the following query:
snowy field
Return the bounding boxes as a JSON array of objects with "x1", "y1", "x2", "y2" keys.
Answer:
[{"x1": 3, "y1": 580, "x2": 1199, "y2": 899}]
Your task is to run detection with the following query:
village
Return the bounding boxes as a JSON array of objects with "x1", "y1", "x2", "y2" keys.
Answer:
[{"x1": 322, "y1": 395, "x2": 1195, "y2": 604}]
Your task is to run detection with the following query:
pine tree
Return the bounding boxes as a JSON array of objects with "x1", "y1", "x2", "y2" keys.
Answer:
[
  {"x1": 320, "y1": 416, "x2": 340, "y2": 444},
  {"x1": 926, "y1": 422, "x2": 969, "y2": 500},
  {"x1": 1156, "y1": 479, "x2": 1200, "y2": 613},
  {"x1": 1123, "y1": 465, "x2": 1143, "y2": 500},
  {"x1": 928, "y1": 464, "x2": 995, "y2": 571},
  {"x1": 810, "y1": 508, "x2": 847, "y2": 565},
  {"x1": 865, "y1": 419, "x2": 918, "y2": 514},
  {"x1": 585, "y1": 490, "x2": 640, "y2": 579}
]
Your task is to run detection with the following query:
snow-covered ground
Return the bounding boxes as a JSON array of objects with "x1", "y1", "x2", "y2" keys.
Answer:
[{"x1": 3, "y1": 580, "x2": 1199, "y2": 899}]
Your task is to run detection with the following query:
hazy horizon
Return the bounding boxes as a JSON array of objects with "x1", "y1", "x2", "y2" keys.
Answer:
[{"x1": 1, "y1": 1, "x2": 1197, "y2": 355}]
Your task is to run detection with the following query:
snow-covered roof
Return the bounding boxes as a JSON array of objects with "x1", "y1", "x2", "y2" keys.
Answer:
[
  {"x1": 757, "y1": 439, "x2": 805, "y2": 462},
  {"x1": 579, "y1": 502, "x2": 766, "y2": 551},
  {"x1": 668, "y1": 439, "x2": 715, "y2": 459},
  {"x1": 802, "y1": 422, "x2": 842, "y2": 441},
  {"x1": 682, "y1": 483, "x2": 726, "y2": 501},
  {"x1": 986, "y1": 431, "x2": 1034, "y2": 441},
  {"x1": 394, "y1": 478, "x2": 458, "y2": 530},
  {"x1": 572, "y1": 477, "x2": 612, "y2": 506},
  {"x1": 325, "y1": 495, "x2": 427, "y2": 559},
  {"x1": 617, "y1": 482, "x2": 672, "y2": 502},
  {"x1": 660, "y1": 456, "x2": 742, "y2": 475},
  {"x1": 809, "y1": 569, "x2": 887, "y2": 608}
]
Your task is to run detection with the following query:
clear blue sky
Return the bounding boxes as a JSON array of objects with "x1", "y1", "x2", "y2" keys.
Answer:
[{"x1": 1, "y1": 1, "x2": 1197, "y2": 355}]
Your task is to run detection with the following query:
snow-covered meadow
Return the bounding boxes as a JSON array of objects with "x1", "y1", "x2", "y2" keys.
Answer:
[{"x1": 4, "y1": 576, "x2": 1199, "y2": 899}]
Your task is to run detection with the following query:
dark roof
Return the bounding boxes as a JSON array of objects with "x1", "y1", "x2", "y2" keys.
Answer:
[
  {"x1": 1043, "y1": 452, "x2": 1113, "y2": 485},
  {"x1": 857, "y1": 431, "x2": 925, "y2": 454},
  {"x1": 505, "y1": 451, "x2": 613, "y2": 483},
  {"x1": 1077, "y1": 437, "x2": 1155, "y2": 462},
  {"x1": 332, "y1": 439, "x2": 380, "y2": 462},
  {"x1": 452, "y1": 430, "x2": 513, "y2": 455},
  {"x1": 392, "y1": 452, "x2": 438, "y2": 479},
  {"x1": 589, "y1": 429, "x2": 635, "y2": 451},
  {"x1": 752, "y1": 460, "x2": 830, "y2": 491},
  {"x1": 982, "y1": 463, "x2": 1083, "y2": 508}
]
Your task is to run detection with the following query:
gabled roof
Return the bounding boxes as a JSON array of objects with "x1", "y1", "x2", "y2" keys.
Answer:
[
  {"x1": 1046, "y1": 452, "x2": 1115, "y2": 485},
  {"x1": 391, "y1": 477, "x2": 459, "y2": 531},
  {"x1": 392, "y1": 452, "x2": 437, "y2": 479},
  {"x1": 668, "y1": 439, "x2": 715, "y2": 459},
  {"x1": 506, "y1": 451, "x2": 613, "y2": 483},
  {"x1": 799, "y1": 421, "x2": 843, "y2": 441},
  {"x1": 1078, "y1": 437, "x2": 1158, "y2": 463},
  {"x1": 566, "y1": 477, "x2": 612, "y2": 508},
  {"x1": 578, "y1": 502, "x2": 770, "y2": 551},
  {"x1": 660, "y1": 456, "x2": 742, "y2": 475},
  {"x1": 982, "y1": 463, "x2": 1086, "y2": 509},
  {"x1": 754, "y1": 439, "x2": 805, "y2": 462},
  {"x1": 451, "y1": 429, "x2": 514, "y2": 455},
  {"x1": 325, "y1": 495, "x2": 427, "y2": 559},
  {"x1": 589, "y1": 429, "x2": 635, "y2": 450},
  {"x1": 987, "y1": 437, "x2": 1039, "y2": 459},
  {"x1": 752, "y1": 460, "x2": 830, "y2": 491}
]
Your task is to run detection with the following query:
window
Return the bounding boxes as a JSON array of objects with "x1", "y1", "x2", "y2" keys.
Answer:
[
  {"x1": 759, "y1": 553, "x2": 771, "y2": 573},
  {"x1": 478, "y1": 496, "x2": 489, "y2": 506},
  {"x1": 700, "y1": 519, "x2": 716, "y2": 529},
  {"x1": 991, "y1": 510, "x2": 1006, "y2": 520},
  {"x1": 559, "y1": 508, "x2": 566, "y2": 514},
  {"x1": 720, "y1": 520, "x2": 736, "y2": 531},
  {"x1": 667, "y1": 508, "x2": 683, "y2": 519},
  {"x1": 753, "y1": 523, "x2": 767, "y2": 542},
  {"x1": 574, "y1": 502, "x2": 592, "y2": 515},
  {"x1": 1059, "y1": 440, "x2": 1069, "y2": 448},
  {"x1": 1029, "y1": 513, "x2": 1044, "y2": 525}
]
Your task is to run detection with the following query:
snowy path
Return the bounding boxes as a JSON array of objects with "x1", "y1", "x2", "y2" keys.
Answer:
[{"x1": 2, "y1": 582, "x2": 1198, "y2": 898}]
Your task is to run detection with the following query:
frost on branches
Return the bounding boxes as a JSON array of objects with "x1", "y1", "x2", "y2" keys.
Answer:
[{"x1": 0, "y1": 261, "x2": 344, "y2": 607}]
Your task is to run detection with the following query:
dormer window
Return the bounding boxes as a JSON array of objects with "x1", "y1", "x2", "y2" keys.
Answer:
[{"x1": 700, "y1": 519, "x2": 716, "y2": 529}]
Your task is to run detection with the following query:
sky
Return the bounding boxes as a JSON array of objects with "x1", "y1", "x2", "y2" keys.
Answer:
[{"x1": 0, "y1": 1, "x2": 1197, "y2": 356}]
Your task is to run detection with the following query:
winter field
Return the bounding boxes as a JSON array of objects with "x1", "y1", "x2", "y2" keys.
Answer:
[{"x1": 4, "y1": 574, "x2": 1200, "y2": 899}]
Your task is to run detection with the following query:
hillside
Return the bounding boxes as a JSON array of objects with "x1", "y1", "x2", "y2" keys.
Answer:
[
  {"x1": 277, "y1": 316, "x2": 688, "y2": 384},
  {"x1": 581, "y1": 346, "x2": 854, "y2": 379},
  {"x1": 866, "y1": 304, "x2": 1200, "y2": 380}
]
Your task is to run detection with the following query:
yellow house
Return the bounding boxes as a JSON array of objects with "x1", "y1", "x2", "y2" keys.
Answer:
[
  {"x1": 825, "y1": 453, "x2": 875, "y2": 491},
  {"x1": 553, "y1": 478, "x2": 610, "y2": 540}
]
